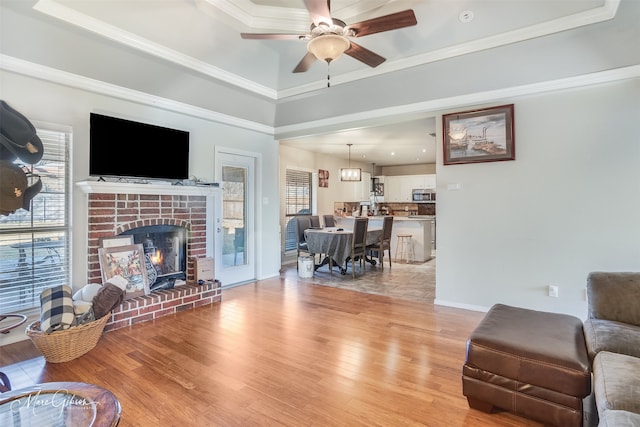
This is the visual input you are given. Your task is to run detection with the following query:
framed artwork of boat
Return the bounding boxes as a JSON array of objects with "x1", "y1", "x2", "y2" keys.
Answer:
[{"x1": 442, "y1": 104, "x2": 515, "y2": 165}]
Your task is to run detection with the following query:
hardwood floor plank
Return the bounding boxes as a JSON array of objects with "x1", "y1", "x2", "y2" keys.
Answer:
[{"x1": 0, "y1": 268, "x2": 544, "y2": 426}]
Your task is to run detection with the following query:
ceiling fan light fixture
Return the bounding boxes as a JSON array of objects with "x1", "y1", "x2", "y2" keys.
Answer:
[{"x1": 307, "y1": 34, "x2": 350, "y2": 63}]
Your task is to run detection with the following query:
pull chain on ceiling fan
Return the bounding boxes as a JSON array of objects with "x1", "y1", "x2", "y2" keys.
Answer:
[{"x1": 240, "y1": 0, "x2": 417, "y2": 80}]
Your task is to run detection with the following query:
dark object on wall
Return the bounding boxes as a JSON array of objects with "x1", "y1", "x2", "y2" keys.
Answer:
[
  {"x1": 0, "y1": 160, "x2": 42, "y2": 216},
  {"x1": 89, "y1": 112, "x2": 190, "y2": 181},
  {"x1": 0, "y1": 100, "x2": 44, "y2": 164}
]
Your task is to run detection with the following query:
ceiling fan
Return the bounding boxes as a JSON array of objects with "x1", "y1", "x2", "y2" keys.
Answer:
[{"x1": 240, "y1": 0, "x2": 417, "y2": 74}]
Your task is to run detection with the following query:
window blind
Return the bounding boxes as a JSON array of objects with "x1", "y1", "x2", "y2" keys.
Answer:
[
  {"x1": 284, "y1": 169, "x2": 312, "y2": 252},
  {"x1": 0, "y1": 127, "x2": 71, "y2": 313}
]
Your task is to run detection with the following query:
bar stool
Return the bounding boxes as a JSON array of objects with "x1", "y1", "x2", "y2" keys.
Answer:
[{"x1": 395, "y1": 233, "x2": 414, "y2": 264}]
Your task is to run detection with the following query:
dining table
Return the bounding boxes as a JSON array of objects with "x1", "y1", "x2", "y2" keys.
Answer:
[{"x1": 304, "y1": 226, "x2": 382, "y2": 275}]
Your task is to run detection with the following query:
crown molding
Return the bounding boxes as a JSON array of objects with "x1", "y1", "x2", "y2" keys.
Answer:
[
  {"x1": 196, "y1": 0, "x2": 310, "y2": 32},
  {"x1": 199, "y1": 0, "x2": 401, "y2": 32},
  {"x1": 33, "y1": 0, "x2": 277, "y2": 99},
  {"x1": 274, "y1": 64, "x2": 640, "y2": 140},
  {"x1": 0, "y1": 54, "x2": 273, "y2": 135},
  {"x1": 33, "y1": 0, "x2": 621, "y2": 101},
  {"x1": 3, "y1": 54, "x2": 637, "y2": 141}
]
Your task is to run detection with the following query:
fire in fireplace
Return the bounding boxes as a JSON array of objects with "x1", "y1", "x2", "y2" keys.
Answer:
[{"x1": 121, "y1": 225, "x2": 186, "y2": 290}]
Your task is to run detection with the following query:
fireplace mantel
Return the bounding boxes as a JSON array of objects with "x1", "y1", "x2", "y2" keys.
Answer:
[{"x1": 76, "y1": 180, "x2": 218, "y2": 196}]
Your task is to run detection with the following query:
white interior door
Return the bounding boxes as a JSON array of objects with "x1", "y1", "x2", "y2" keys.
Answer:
[{"x1": 215, "y1": 150, "x2": 256, "y2": 286}]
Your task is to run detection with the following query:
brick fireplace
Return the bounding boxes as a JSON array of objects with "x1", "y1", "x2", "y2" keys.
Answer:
[{"x1": 78, "y1": 181, "x2": 221, "y2": 331}]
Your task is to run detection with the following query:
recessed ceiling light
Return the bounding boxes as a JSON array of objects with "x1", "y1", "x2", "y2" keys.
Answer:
[
  {"x1": 391, "y1": 152, "x2": 395, "y2": 156},
  {"x1": 422, "y1": 149, "x2": 426, "y2": 153},
  {"x1": 459, "y1": 10, "x2": 474, "y2": 23}
]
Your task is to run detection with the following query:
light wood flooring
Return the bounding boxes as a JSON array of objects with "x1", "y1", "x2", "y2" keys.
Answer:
[{"x1": 0, "y1": 258, "x2": 544, "y2": 426}]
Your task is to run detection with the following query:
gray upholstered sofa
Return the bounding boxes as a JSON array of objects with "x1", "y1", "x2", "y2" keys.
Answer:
[{"x1": 583, "y1": 272, "x2": 640, "y2": 426}]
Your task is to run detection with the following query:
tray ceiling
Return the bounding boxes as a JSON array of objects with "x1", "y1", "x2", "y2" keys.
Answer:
[{"x1": 30, "y1": 0, "x2": 617, "y2": 165}]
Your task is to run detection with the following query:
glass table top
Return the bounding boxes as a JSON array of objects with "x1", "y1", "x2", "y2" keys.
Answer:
[{"x1": 0, "y1": 382, "x2": 120, "y2": 427}]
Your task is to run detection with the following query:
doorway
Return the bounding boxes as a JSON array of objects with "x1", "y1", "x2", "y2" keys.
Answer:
[{"x1": 215, "y1": 150, "x2": 256, "y2": 286}]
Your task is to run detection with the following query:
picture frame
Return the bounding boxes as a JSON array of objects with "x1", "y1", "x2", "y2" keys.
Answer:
[
  {"x1": 100, "y1": 235, "x2": 133, "y2": 249},
  {"x1": 318, "y1": 169, "x2": 329, "y2": 188},
  {"x1": 98, "y1": 244, "x2": 149, "y2": 300},
  {"x1": 442, "y1": 104, "x2": 515, "y2": 165}
]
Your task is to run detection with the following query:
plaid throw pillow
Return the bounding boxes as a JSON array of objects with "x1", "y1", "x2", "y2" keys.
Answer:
[{"x1": 40, "y1": 285, "x2": 75, "y2": 333}]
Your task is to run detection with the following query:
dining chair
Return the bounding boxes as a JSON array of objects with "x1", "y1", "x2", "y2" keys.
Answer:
[
  {"x1": 367, "y1": 216, "x2": 394, "y2": 269},
  {"x1": 310, "y1": 215, "x2": 321, "y2": 228},
  {"x1": 296, "y1": 216, "x2": 313, "y2": 270},
  {"x1": 346, "y1": 217, "x2": 369, "y2": 278},
  {"x1": 323, "y1": 214, "x2": 336, "y2": 227}
]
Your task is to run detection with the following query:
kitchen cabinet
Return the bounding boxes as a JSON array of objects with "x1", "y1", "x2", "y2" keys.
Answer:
[
  {"x1": 424, "y1": 174, "x2": 436, "y2": 189},
  {"x1": 384, "y1": 174, "x2": 436, "y2": 202},
  {"x1": 384, "y1": 176, "x2": 403, "y2": 203},
  {"x1": 349, "y1": 171, "x2": 371, "y2": 201}
]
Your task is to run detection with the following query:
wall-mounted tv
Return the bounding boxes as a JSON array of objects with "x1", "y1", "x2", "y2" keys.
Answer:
[{"x1": 89, "y1": 113, "x2": 190, "y2": 181}]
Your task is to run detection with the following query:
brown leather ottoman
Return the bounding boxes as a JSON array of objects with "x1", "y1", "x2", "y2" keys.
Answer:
[{"x1": 462, "y1": 304, "x2": 591, "y2": 427}]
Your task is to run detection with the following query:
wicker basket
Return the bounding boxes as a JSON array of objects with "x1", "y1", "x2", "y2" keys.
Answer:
[{"x1": 25, "y1": 314, "x2": 110, "y2": 363}]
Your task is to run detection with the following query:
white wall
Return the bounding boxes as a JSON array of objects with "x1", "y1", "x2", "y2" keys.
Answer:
[
  {"x1": 0, "y1": 71, "x2": 281, "y2": 288},
  {"x1": 435, "y1": 79, "x2": 640, "y2": 318}
]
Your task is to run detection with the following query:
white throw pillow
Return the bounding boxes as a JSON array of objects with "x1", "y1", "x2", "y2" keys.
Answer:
[
  {"x1": 73, "y1": 299, "x2": 93, "y2": 315},
  {"x1": 80, "y1": 283, "x2": 103, "y2": 302}
]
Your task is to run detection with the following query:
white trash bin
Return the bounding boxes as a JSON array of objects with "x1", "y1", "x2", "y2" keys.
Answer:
[{"x1": 298, "y1": 256, "x2": 314, "y2": 278}]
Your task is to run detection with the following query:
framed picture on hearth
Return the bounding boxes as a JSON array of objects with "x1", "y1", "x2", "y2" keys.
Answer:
[
  {"x1": 98, "y1": 244, "x2": 150, "y2": 300},
  {"x1": 443, "y1": 104, "x2": 515, "y2": 165}
]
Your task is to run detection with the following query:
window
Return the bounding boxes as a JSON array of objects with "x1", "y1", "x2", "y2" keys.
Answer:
[
  {"x1": 0, "y1": 126, "x2": 71, "y2": 313},
  {"x1": 284, "y1": 169, "x2": 312, "y2": 252}
]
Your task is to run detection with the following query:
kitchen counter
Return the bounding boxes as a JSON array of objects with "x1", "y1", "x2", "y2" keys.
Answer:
[{"x1": 335, "y1": 216, "x2": 434, "y2": 262}]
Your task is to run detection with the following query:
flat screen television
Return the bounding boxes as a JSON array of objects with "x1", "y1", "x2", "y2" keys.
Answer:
[{"x1": 89, "y1": 113, "x2": 190, "y2": 181}]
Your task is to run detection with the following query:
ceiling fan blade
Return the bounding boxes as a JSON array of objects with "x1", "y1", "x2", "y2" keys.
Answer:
[
  {"x1": 345, "y1": 42, "x2": 385, "y2": 68},
  {"x1": 241, "y1": 33, "x2": 304, "y2": 40},
  {"x1": 303, "y1": 0, "x2": 332, "y2": 27},
  {"x1": 347, "y1": 10, "x2": 417, "y2": 37},
  {"x1": 293, "y1": 52, "x2": 317, "y2": 73}
]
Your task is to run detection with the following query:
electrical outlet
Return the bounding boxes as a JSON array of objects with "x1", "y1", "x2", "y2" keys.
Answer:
[{"x1": 548, "y1": 285, "x2": 559, "y2": 298}]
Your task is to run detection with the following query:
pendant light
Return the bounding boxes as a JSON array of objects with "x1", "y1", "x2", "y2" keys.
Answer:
[{"x1": 340, "y1": 144, "x2": 361, "y2": 181}]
